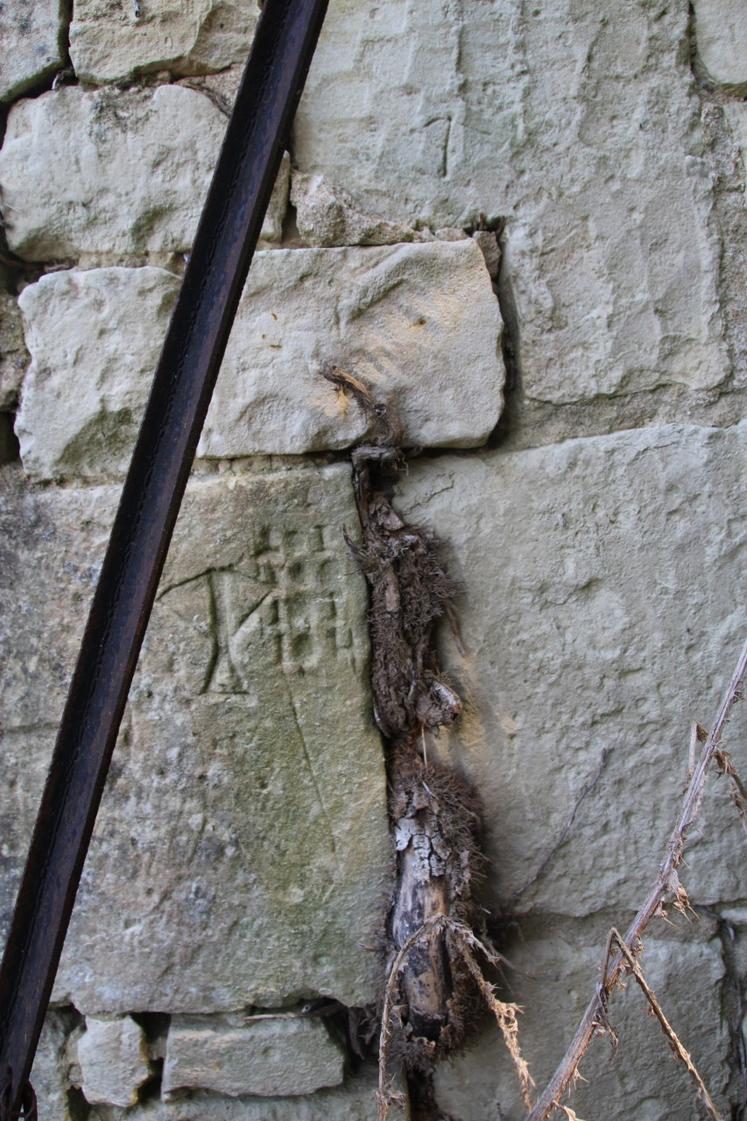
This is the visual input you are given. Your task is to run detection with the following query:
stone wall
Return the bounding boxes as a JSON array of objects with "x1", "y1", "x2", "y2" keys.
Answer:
[{"x1": 0, "y1": 2, "x2": 745, "y2": 1119}]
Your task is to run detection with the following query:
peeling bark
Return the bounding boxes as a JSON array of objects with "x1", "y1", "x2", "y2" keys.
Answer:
[{"x1": 346, "y1": 427, "x2": 487, "y2": 1114}]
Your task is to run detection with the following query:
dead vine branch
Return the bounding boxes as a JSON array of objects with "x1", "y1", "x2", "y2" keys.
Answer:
[
  {"x1": 525, "y1": 638, "x2": 747, "y2": 1121},
  {"x1": 605, "y1": 929, "x2": 722, "y2": 1119},
  {"x1": 378, "y1": 915, "x2": 532, "y2": 1121}
]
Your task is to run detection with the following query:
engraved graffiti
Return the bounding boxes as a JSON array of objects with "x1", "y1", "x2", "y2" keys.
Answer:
[{"x1": 161, "y1": 525, "x2": 356, "y2": 695}]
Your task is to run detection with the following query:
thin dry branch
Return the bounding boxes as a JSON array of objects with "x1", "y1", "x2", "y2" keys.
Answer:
[
  {"x1": 554, "y1": 1107, "x2": 586, "y2": 1121},
  {"x1": 605, "y1": 929, "x2": 722, "y2": 1120},
  {"x1": 714, "y1": 748, "x2": 747, "y2": 830},
  {"x1": 525, "y1": 638, "x2": 747, "y2": 1121}
]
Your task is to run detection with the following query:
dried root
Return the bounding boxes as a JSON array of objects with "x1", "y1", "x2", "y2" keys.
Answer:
[
  {"x1": 387, "y1": 747, "x2": 485, "y2": 1058},
  {"x1": 342, "y1": 417, "x2": 531, "y2": 1121},
  {"x1": 377, "y1": 915, "x2": 533, "y2": 1121},
  {"x1": 349, "y1": 443, "x2": 460, "y2": 740}
]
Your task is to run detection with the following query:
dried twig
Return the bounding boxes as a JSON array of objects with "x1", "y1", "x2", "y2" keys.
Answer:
[
  {"x1": 554, "y1": 1107, "x2": 586, "y2": 1121},
  {"x1": 605, "y1": 929, "x2": 722, "y2": 1120},
  {"x1": 714, "y1": 748, "x2": 747, "y2": 830},
  {"x1": 451, "y1": 931, "x2": 535, "y2": 1109},
  {"x1": 525, "y1": 639, "x2": 747, "y2": 1121}
]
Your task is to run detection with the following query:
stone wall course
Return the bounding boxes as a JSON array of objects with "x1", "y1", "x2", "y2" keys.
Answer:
[
  {"x1": 89, "y1": 1069, "x2": 384, "y2": 1121},
  {"x1": 69, "y1": 0, "x2": 259, "y2": 84},
  {"x1": 15, "y1": 241, "x2": 503, "y2": 479},
  {"x1": 0, "y1": 463, "x2": 391, "y2": 1013},
  {"x1": 295, "y1": 1, "x2": 732, "y2": 425},
  {"x1": 0, "y1": 86, "x2": 287, "y2": 263},
  {"x1": 0, "y1": 0, "x2": 744, "y2": 1115},
  {"x1": 0, "y1": 0, "x2": 66, "y2": 102}
]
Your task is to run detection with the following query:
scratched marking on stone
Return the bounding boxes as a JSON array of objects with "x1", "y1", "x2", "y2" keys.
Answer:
[{"x1": 161, "y1": 525, "x2": 355, "y2": 694}]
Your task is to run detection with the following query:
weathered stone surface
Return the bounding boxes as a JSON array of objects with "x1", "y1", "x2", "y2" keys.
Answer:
[
  {"x1": 30, "y1": 1012, "x2": 77, "y2": 1121},
  {"x1": 434, "y1": 916, "x2": 728, "y2": 1121},
  {"x1": 16, "y1": 267, "x2": 181, "y2": 479},
  {"x1": 0, "y1": 463, "x2": 391, "y2": 1012},
  {"x1": 16, "y1": 243, "x2": 502, "y2": 478},
  {"x1": 291, "y1": 173, "x2": 420, "y2": 248},
  {"x1": 0, "y1": 0, "x2": 65, "y2": 102},
  {"x1": 726, "y1": 104, "x2": 747, "y2": 199},
  {"x1": 395, "y1": 422, "x2": 747, "y2": 917},
  {"x1": 69, "y1": 0, "x2": 258, "y2": 83},
  {"x1": 693, "y1": 0, "x2": 747, "y2": 91},
  {"x1": 263, "y1": 150, "x2": 291, "y2": 244},
  {"x1": 90, "y1": 1070, "x2": 384, "y2": 1121},
  {"x1": 76, "y1": 1017, "x2": 151, "y2": 1107},
  {"x1": 295, "y1": 2, "x2": 729, "y2": 414},
  {"x1": 0, "y1": 87, "x2": 287, "y2": 262},
  {"x1": 0, "y1": 292, "x2": 27, "y2": 409},
  {"x1": 163, "y1": 1016, "x2": 344, "y2": 1098}
]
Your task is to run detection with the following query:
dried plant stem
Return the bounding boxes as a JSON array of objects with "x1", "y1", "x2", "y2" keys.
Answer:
[
  {"x1": 554, "y1": 1107, "x2": 586, "y2": 1121},
  {"x1": 452, "y1": 932, "x2": 535, "y2": 1109},
  {"x1": 525, "y1": 639, "x2": 747, "y2": 1121},
  {"x1": 714, "y1": 748, "x2": 747, "y2": 830},
  {"x1": 605, "y1": 929, "x2": 722, "y2": 1120}
]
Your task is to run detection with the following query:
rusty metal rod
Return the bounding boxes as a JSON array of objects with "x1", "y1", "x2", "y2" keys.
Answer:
[{"x1": 0, "y1": 1, "x2": 328, "y2": 1113}]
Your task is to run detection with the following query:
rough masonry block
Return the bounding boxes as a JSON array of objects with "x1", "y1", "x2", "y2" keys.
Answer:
[
  {"x1": 0, "y1": 0, "x2": 66, "y2": 102},
  {"x1": 162, "y1": 1016, "x2": 344, "y2": 1099},
  {"x1": 0, "y1": 86, "x2": 287, "y2": 261},
  {"x1": 15, "y1": 241, "x2": 503, "y2": 478},
  {"x1": 0, "y1": 463, "x2": 391, "y2": 1012},
  {"x1": 396, "y1": 422, "x2": 747, "y2": 918},
  {"x1": 69, "y1": 0, "x2": 259, "y2": 83},
  {"x1": 75, "y1": 1016, "x2": 151, "y2": 1107},
  {"x1": 693, "y1": 0, "x2": 747, "y2": 90}
]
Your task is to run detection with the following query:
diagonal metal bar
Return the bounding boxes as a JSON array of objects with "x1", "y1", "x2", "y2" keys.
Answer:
[{"x1": 0, "y1": 1, "x2": 328, "y2": 1114}]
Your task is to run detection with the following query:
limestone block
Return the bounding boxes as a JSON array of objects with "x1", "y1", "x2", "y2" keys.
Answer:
[
  {"x1": 694, "y1": 0, "x2": 747, "y2": 90},
  {"x1": 434, "y1": 917, "x2": 728, "y2": 1121},
  {"x1": 291, "y1": 173, "x2": 420, "y2": 248},
  {"x1": 29, "y1": 1012, "x2": 77, "y2": 1121},
  {"x1": 0, "y1": 87, "x2": 288, "y2": 261},
  {"x1": 0, "y1": 463, "x2": 391, "y2": 1012},
  {"x1": 295, "y1": 2, "x2": 728, "y2": 411},
  {"x1": 0, "y1": 0, "x2": 66, "y2": 102},
  {"x1": 76, "y1": 1016, "x2": 151, "y2": 1107},
  {"x1": 162, "y1": 1016, "x2": 344, "y2": 1098},
  {"x1": 89, "y1": 1070, "x2": 384, "y2": 1121},
  {"x1": 395, "y1": 423, "x2": 747, "y2": 917},
  {"x1": 69, "y1": 0, "x2": 259, "y2": 83},
  {"x1": 16, "y1": 267, "x2": 181, "y2": 479},
  {"x1": 0, "y1": 293, "x2": 27, "y2": 409},
  {"x1": 16, "y1": 243, "x2": 502, "y2": 478}
]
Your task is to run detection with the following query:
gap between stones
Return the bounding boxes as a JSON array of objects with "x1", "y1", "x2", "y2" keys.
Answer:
[
  {"x1": 326, "y1": 367, "x2": 529, "y2": 1121},
  {"x1": 696, "y1": 905, "x2": 747, "y2": 1121}
]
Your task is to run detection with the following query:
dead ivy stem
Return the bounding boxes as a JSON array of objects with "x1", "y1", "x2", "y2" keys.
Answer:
[{"x1": 525, "y1": 638, "x2": 747, "y2": 1121}]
